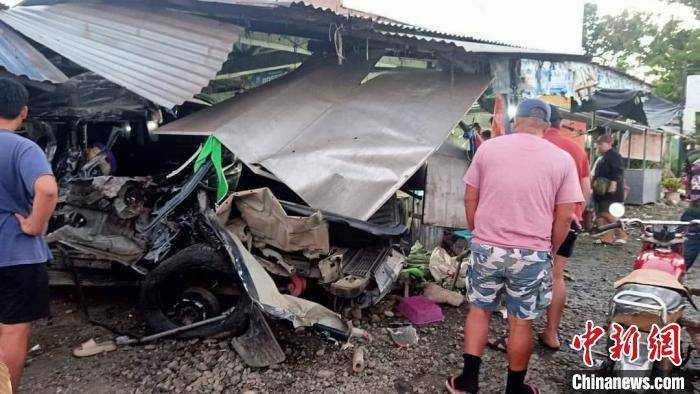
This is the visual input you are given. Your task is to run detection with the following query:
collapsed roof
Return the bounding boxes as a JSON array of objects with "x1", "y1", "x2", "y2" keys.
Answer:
[{"x1": 156, "y1": 54, "x2": 491, "y2": 220}]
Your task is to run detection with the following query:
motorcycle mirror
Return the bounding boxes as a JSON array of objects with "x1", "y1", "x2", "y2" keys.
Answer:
[{"x1": 609, "y1": 203, "x2": 625, "y2": 218}]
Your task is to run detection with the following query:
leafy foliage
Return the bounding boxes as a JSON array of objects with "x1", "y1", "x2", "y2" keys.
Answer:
[
  {"x1": 661, "y1": 176, "x2": 684, "y2": 191},
  {"x1": 583, "y1": 2, "x2": 699, "y2": 103},
  {"x1": 583, "y1": 4, "x2": 656, "y2": 71}
]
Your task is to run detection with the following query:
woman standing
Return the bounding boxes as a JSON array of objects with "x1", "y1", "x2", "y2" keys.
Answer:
[{"x1": 592, "y1": 134, "x2": 628, "y2": 245}]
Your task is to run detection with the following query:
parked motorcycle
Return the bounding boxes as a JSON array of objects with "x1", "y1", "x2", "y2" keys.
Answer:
[{"x1": 594, "y1": 204, "x2": 698, "y2": 373}]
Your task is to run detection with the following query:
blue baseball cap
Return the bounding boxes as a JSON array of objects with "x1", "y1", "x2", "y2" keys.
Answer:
[{"x1": 515, "y1": 98, "x2": 551, "y2": 122}]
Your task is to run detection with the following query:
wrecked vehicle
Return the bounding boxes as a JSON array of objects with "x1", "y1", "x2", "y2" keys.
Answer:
[
  {"x1": 46, "y1": 148, "x2": 406, "y2": 342},
  {"x1": 17, "y1": 59, "x2": 408, "y2": 362}
]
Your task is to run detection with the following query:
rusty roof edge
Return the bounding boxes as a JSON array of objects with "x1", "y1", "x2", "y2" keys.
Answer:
[{"x1": 375, "y1": 31, "x2": 591, "y2": 63}]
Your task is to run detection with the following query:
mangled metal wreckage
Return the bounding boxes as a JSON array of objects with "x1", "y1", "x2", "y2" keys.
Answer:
[
  {"x1": 0, "y1": 0, "x2": 493, "y2": 366},
  {"x1": 43, "y1": 54, "x2": 488, "y2": 364},
  {"x1": 47, "y1": 163, "x2": 407, "y2": 365}
]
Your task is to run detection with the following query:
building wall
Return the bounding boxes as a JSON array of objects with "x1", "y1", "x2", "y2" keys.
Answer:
[{"x1": 517, "y1": 60, "x2": 650, "y2": 99}]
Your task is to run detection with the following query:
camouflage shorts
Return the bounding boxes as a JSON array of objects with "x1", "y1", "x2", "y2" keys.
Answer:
[{"x1": 467, "y1": 243, "x2": 553, "y2": 320}]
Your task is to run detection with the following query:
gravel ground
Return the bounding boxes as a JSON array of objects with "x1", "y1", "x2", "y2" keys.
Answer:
[{"x1": 18, "y1": 204, "x2": 700, "y2": 393}]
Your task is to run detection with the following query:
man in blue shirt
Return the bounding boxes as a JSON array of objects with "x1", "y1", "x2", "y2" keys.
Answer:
[{"x1": 0, "y1": 78, "x2": 57, "y2": 392}]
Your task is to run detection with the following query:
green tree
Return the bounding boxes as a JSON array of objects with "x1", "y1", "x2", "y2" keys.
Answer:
[
  {"x1": 583, "y1": 2, "x2": 699, "y2": 103},
  {"x1": 583, "y1": 3, "x2": 656, "y2": 71}
]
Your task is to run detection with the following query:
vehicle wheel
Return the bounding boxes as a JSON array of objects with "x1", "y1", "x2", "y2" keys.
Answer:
[{"x1": 140, "y1": 243, "x2": 250, "y2": 339}]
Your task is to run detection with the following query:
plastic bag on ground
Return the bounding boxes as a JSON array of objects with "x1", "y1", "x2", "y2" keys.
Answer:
[{"x1": 429, "y1": 247, "x2": 467, "y2": 287}]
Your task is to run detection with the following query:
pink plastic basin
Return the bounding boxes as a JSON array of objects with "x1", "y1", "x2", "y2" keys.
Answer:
[{"x1": 397, "y1": 296, "x2": 444, "y2": 326}]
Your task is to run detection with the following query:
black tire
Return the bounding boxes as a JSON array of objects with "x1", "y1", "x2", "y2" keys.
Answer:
[{"x1": 140, "y1": 243, "x2": 250, "y2": 339}]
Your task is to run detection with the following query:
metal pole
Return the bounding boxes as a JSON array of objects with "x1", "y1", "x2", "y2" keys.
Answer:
[
  {"x1": 642, "y1": 129, "x2": 648, "y2": 169},
  {"x1": 660, "y1": 132, "x2": 665, "y2": 169},
  {"x1": 589, "y1": 111, "x2": 597, "y2": 166},
  {"x1": 627, "y1": 130, "x2": 632, "y2": 169},
  {"x1": 137, "y1": 312, "x2": 232, "y2": 344}
]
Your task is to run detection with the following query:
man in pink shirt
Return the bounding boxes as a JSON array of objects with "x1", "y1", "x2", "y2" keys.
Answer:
[{"x1": 446, "y1": 99, "x2": 583, "y2": 394}]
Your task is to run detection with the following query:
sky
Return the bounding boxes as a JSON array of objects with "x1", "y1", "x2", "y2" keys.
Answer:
[
  {"x1": 344, "y1": 0, "x2": 697, "y2": 53},
  {"x1": 1, "y1": 0, "x2": 696, "y2": 53}
]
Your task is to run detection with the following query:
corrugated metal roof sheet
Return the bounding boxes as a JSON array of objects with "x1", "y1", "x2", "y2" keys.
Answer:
[
  {"x1": 156, "y1": 54, "x2": 491, "y2": 220},
  {"x1": 0, "y1": 21, "x2": 67, "y2": 83},
  {"x1": 0, "y1": 3, "x2": 244, "y2": 108}
]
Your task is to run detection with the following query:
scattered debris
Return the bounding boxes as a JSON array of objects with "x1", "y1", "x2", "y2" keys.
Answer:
[
  {"x1": 407, "y1": 242, "x2": 431, "y2": 265},
  {"x1": 348, "y1": 327, "x2": 372, "y2": 343},
  {"x1": 387, "y1": 325, "x2": 419, "y2": 347},
  {"x1": 352, "y1": 346, "x2": 366, "y2": 373},
  {"x1": 429, "y1": 246, "x2": 468, "y2": 289},
  {"x1": 422, "y1": 283, "x2": 464, "y2": 307},
  {"x1": 487, "y1": 336, "x2": 507, "y2": 353},
  {"x1": 351, "y1": 307, "x2": 363, "y2": 321},
  {"x1": 72, "y1": 339, "x2": 117, "y2": 358}
]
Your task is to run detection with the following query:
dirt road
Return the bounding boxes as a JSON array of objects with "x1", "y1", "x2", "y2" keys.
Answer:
[{"x1": 18, "y1": 204, "x2": 700, "y2": 393}]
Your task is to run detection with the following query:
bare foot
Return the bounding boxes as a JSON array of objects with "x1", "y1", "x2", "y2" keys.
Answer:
[{"x1": 538, "y1": 331, "x2": 560, "y2": 350}]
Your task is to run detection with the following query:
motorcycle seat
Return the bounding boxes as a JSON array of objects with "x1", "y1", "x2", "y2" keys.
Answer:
[{"x1": 612, "y1": 283, "x2": 686, "y2": 331}]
